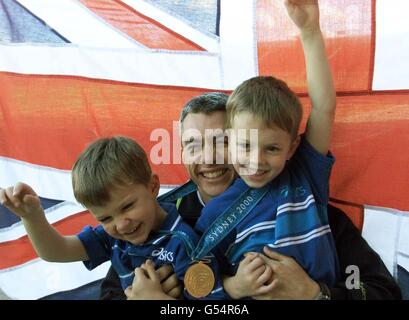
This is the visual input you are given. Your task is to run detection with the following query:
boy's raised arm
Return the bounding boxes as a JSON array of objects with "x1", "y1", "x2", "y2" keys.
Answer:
[
  {"x1": 0, "y1": 182, "x2": 88, "y2": 262},
  {"x1": 285, "y1": 0, "x2": 336, "y2": 155}
]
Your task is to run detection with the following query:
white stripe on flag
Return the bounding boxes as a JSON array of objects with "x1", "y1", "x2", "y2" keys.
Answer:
[
  {"x1": 0, "y1": 156, "x2": 74, "y2": 202},
  {"x1": 122, "y1": 0, "x2": 220, "y2": 52},
  {"x1": 16, "y1": 0, "x2": 143, "y2": 48},
  {"x1": 373, "y1": 0, "x2": 409, "y2": 90},
  {"x1": 0, "y1": 44, "x2": 222, "y2": 89},
  {"x1": 0, "y1": 201, "x2": 85, "y2": 243},
  {"x1": 398, "y1": 210, "x2": 409, "y2": 271},
  {"x1": 362, "y1": 205, "x2": 409, "y2": 277},
  {"x1": 219, "y1": 0, "x2": 258, "y2": 89},
  {"x1": 0, "y1": 259, "x2": 110, "y2": 300}
]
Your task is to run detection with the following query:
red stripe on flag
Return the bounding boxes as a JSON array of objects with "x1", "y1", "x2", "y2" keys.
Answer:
[
  {"x1": 329, "y1": 94, "x2": 409, "y2": 211},
  {"x1": 0, "y1": 72, "x2": 215, "y2": 184},
  {"x1": 298, "y1": 93, "x2": 409, "y2": 211},
  {"x1": 0, "y1": 211, "x2": 97, "y2": 270},
  {"x1": 257, "y1": 0, "x2": 372, "y2": 93},
  {"x1": 79, "y1": 0, "x2": 205, "y2": 51}
]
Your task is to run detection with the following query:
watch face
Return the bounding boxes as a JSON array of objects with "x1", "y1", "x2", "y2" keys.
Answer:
[
  {"x1": 315, "y1": 282, "x2": 331, "y2": 300},
  {"x1": 316, "y1": 292, "x2": 331, "y2": 300}
]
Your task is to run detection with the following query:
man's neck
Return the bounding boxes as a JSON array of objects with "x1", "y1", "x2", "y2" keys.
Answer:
[{"x1": 196, "y1": 190, "x2": 208, "y2": 206}]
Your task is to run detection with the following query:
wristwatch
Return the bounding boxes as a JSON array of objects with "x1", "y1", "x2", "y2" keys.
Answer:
[{"x1": 314, "y1": 282, "x2": 331, "y2": 300}]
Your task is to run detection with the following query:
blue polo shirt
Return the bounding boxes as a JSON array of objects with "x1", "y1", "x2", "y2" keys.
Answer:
[
  {"x1": 196, "y1": 136, "x2": 340, "y2": 286},
  {"x1": 78, "y1": 202, "x2": 225, "y2": 299}
]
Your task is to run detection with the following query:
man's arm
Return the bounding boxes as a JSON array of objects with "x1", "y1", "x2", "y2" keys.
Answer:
[
  {"x1": 253, "y1": 205, "x2": 402, "y2": 300},
  {"x1": 0, "y1": 183, "x2": 88, "y2": 262},
  {"x1": 329, "y1": 205, "x2": 402, "y2": 299},
  {"x1": 285, "y1": 0, "x2": 336, "y2": 155}
]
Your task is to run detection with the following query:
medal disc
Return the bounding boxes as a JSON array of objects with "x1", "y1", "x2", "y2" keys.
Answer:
[{"x1": 184, "y1": 262, "x2": 215, "y2": 298}]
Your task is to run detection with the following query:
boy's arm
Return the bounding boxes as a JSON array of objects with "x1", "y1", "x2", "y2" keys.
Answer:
[
  {"x1": 0, "y1": 183, "x2": 88, "y2": 262},
  {"x1": 285, "y1": 0, "x2": 336, "y2": 155}
]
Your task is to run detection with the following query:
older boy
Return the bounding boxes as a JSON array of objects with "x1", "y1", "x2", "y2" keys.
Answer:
[{"x1": 196, "y1": 0, "x2": 338, "y2": 299}]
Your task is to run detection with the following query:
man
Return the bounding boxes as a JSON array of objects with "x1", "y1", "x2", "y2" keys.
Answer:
[{"x1": 102, "y1": 92, "x2": 401, "y2": 300}]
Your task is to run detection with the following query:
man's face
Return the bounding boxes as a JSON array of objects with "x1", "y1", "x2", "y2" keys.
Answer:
[{"x1": 181, "y1": 111, "x2": 236, "y2": 203}]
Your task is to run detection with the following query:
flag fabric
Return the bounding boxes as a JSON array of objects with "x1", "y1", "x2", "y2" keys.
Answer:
[{"x1": 0, "y1": 0, "x2": 408, "y2": 299}]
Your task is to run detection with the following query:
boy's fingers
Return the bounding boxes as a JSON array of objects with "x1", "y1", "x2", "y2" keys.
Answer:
[
  {"x1": 0, "y1": 188, "x2": 8, "y2": 205},
  {"x1": 167, "y1": 285, "x2": 182, "y2": 299},
  {"x1": 255, "y1": 279, "x2": 278, "y2": 296},
  {"x1": 257, "y1": 265, "x2": 273, "y2": 285},
  {"x1": 247, "y1": 256, "x2": 265, "y2": 271},
  {"x1": 161, "y1": 273, "x2": 179, "y2": 294},
  {"x1": 145, "y1": 262, "x2": 158, "y2": 281},
  {"x1": 124, "y1": 286, "x2": 132, "y2": 297},
  {"x1": 5, "y1": 187, "x2": 20, "y2": 207},
  {"x1": 263, "y1": 246, "x2": 285, "y2": 261},
  {"x1": 23, "y1": 194, "x2": 41, "y2": 208},
  {"x1": 252, "y1": 265, "x2": 267, "y2": 279},
  {"x1": 156, "y1": 264, "x2": 173, "y2": 282}
]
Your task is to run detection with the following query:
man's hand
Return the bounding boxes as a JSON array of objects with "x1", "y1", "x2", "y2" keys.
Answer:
[
  {"x1": 125, "y1": 260, "x2": 175, "y2": 300},
  {"x1": 284, "y1": 0, "x2": 320, "y2": 33},
  {"x1": 156, "y1": 264, "x2": 182, "y2": 299},
  {"x1": 252, "y1": 247, "x2": 320, "y2": 300},
  {"x1": 0, "y1": 182, "x2": 42, "y2": 219},
  {"x1": 223, "y1": 253, "x2": 274, "y2": 299}
]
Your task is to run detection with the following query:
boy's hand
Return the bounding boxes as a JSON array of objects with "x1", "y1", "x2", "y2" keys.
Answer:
[
  {"x1": 125, "y1": 260, "x2": 175, "y2": 300},
  {"x1": 0, "y1": 182, "x2": 42, "y2": 219},
  {"x1": 156, "y1": 264, "x2": 182, "y2": 299},
  {"x1": 284, "y1": 0, "x2": 320, "y2": 33},
  {"x1": 224, "y1": 253, "x2": 275, "y2": 299}
]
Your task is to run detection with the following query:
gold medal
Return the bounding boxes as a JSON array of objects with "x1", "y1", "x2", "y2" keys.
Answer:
[{"x1": 184, "y1": 261, "x2": 215, "y2": 298}]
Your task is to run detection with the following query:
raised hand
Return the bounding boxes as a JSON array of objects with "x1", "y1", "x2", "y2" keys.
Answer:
[
  {"x1": 0, "y1": 182, "x2": 42, "y2": 219},
  {"x1": 284, "y1": 0, "x2": 320, "y2": 33}
]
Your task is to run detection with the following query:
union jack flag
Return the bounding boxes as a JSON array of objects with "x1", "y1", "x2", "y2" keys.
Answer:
[{"x1": 0, "y1": 0, "x2": 408, "y2": 299}]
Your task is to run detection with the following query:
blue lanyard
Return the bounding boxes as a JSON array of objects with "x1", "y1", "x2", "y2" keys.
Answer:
[
  {"x1": 158, "y1": 180, "x2": 269, "y2": 261},
  {"x1": 157, "y1": 180, "x2": 197, "y2": 203},
  {"x1": 191, "y1": 186, "x2": 268, "y2": 260}
]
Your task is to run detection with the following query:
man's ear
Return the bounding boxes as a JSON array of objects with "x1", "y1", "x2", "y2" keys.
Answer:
[
  {"x1": 287, "y1": 135, "x2": 301, "y2": 160},
  {"x1": 150, "y1": 173, "x2": 160, "y2": 197}
]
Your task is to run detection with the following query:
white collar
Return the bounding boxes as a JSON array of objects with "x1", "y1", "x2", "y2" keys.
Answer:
[{"x1": 196, "y1": 190, "x2": 206, "y2": 207}]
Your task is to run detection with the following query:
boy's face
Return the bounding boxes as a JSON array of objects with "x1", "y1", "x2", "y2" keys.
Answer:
[
  {"x1": 231, "y1": 112, "x2": 299, "y2": 189},
  {"x1": 181, "y1": 111, "x2": 236, "y2": 203},
  {"x1": 87, "y1": 176, "x2": 162, "y2": 245}
]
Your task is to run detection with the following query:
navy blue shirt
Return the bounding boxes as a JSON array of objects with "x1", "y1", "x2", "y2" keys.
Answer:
[
  {"x1": 78, "y1": 202, "x2": 225, "y2": 299},
  {"x1": 197, "y1": 137, "x2": 340, "y2": 286}
]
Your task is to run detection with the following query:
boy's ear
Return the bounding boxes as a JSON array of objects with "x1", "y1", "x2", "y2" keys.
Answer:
[
  {"x1": 150, "y1": 173, "x2": 160, "y2": 197},
  {"x1": 287, "y1": 135, "x2": 301, "y2": 160}
]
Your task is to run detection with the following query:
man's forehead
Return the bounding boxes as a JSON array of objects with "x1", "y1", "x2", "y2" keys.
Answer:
[
  {"x1": 182, "y1": 128, "x2": 226, "y2": 143},
  {"x1": 181, "y1": 111, "x2": 226, "y2": 131}
]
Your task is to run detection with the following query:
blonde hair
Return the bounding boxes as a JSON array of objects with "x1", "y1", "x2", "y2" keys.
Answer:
[
  {"x1": 72, "y1": 136, "x2": 151, "y2": 207},
  {"x1": 227, "y1": 76, "x2": 302, "y2": 139}
]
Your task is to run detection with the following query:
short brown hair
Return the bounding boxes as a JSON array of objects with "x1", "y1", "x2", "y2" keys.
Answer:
[
  {"x1": 227, "y1": 76, "x2": 302, "y2": 139},
  {"x1": 72, "y1": 136, "x2": 151, "y2": 207}
]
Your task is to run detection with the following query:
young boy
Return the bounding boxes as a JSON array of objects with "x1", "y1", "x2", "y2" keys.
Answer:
[
  {"x1": 196, "y1": 0, "x2": 339, "y2": 299},
  {"x1": 0, "y1": 136, "x2": 225, "y2": 300}
]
